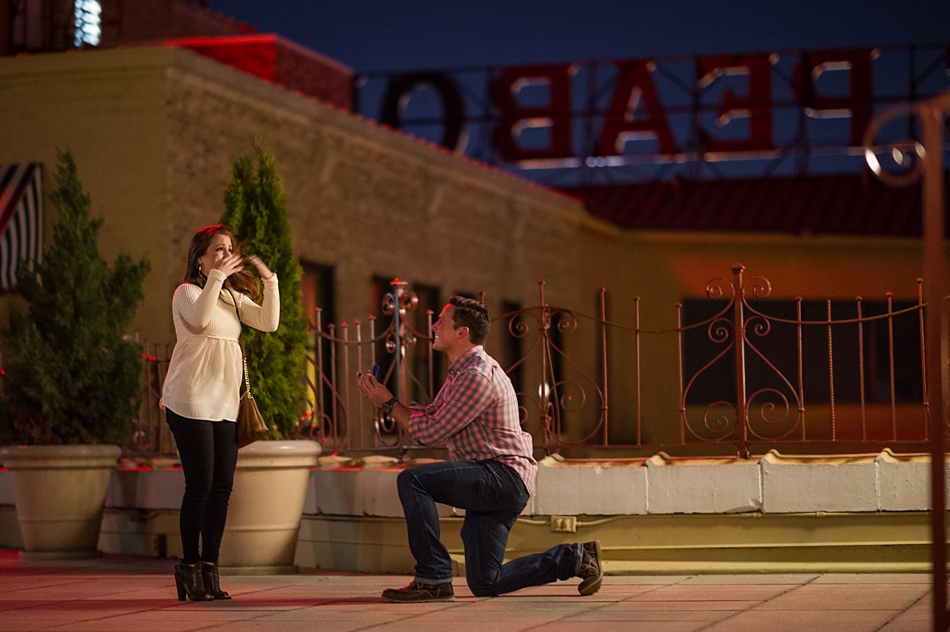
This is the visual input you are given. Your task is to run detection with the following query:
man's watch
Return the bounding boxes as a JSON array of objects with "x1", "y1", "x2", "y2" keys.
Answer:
[{"x1": 381, "y1": 396, "x2": 398, "y2": 416}]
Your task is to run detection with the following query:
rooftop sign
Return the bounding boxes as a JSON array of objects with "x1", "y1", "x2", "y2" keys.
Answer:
[{"x1": 356, "y1": 44, "x2": 950, "y2": 182}]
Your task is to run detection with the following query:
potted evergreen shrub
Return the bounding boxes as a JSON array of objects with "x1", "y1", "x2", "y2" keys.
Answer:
[
  {"x1": 216, "y1": 141, "x2": 320, "y2": 573},
  {"x1": 0, "y1": 151, "x2": 150, "y2": 559}
]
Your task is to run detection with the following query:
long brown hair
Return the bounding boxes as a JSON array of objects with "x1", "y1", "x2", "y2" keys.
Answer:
[{"x1": 183, "y1": 225, "x2": 259, "y2": 299}]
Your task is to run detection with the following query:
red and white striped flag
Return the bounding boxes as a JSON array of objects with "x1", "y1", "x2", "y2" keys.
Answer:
[{"x1": 0, "y1": 163, "x2": 43, "y2": 290}]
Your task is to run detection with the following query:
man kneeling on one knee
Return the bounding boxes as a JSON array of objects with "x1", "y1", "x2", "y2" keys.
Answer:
[{"x1": 357, "y1": 296, "x2": 603, "y2": 602}]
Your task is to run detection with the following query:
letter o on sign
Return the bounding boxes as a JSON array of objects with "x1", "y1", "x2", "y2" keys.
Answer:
[{"x1": 380, "y1": 72, "x2": 466, "y2": 152}]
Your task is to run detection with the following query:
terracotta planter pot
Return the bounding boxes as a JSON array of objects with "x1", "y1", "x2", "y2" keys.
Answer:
[
  {"x1": 218, "y1": 440, "x2": 321, "y2": 574},
  {"x1": 0, "y1": 444, "x2": 121, "y2": 560}
]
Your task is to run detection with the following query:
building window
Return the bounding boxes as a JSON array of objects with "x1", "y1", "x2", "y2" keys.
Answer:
[
  {"x1": 74, "y1": 1, "x2": 102, "y2": 47},
  {"x1": 301, "y1": 262, "x2": 335, "y2": 426}
]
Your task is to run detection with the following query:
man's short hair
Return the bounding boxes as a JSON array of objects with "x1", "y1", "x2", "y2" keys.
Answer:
[{"x1": 449, "y1": 296, "x2": 490, "y2": 344}]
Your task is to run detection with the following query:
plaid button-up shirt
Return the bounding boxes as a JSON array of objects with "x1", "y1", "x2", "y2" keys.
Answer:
[{"x1": 406, "y1": 346, "x2": 538, "y2": 493}]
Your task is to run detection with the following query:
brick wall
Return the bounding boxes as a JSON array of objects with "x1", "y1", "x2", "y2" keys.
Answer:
[{"x1": 275, "y1": 37, "x2": 352, "y2": 111}]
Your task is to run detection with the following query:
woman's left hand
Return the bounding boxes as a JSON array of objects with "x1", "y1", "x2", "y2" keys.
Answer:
[{"x1": 246, "y1": 255, "x2": 274, "y2": 280}]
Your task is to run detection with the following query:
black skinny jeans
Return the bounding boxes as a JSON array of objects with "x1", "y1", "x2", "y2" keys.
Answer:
[{"x1": 166, "y1": 409, "x2": 238, "y2": 565}]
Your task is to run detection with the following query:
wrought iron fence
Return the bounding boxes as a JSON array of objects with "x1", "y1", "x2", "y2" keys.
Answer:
[
  {"x1": 300, "y1": 265, "x2": 937, "y2": 460},
  {"x1": 135, "y1": 264, "x2": 937, "y2": 458}
]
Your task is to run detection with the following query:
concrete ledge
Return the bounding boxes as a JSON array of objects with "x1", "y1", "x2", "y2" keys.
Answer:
[
  {"x1": 646, "y1": 453, "x2": 760, "y2": 514},
  {"x1": 106, "y1": 468, "x2": 184, "y2": 510},
  {"x1": 876, "y1": 449, "x2": 949, "y2": 511},
  {"x1": 0, "y1": 470, "x2": 14, "y2": 505},
  {"x1": 761, "y1": 451, "x2": 879, "y2": 513},
  {"x1": 316, "y1": 461, "x2": 457, "y2": 518},
  {"x1": 0, "y1": 505, "x2": 22, "y2": 549},
  {"x1": 98, "y1": 508, "x2": 180, "y2": 558},
  {"x1": 535, "y1": 455, "x2": 647, "y2": 515},
  {"x1": 295, "y1": 510, "x2": 936, "y2": 575},
  {"x1": 302, "y1": 468, "x2": 319, "y2": 515},
  {"x1": 314, "y1": 466, "x2": 365, "y2": 516},
  {"x1": 2, "y1": 449, "x2": 947, "y2": 524},
  {"x1": 362, "y1": 466, "x2": 407, "y2": 517},
  {"x1": 294, "y1": 514, "x2": 431, "y2": 573},
  {"x1": 0, "y1": 501, "x2": 942, "y2": 576}
]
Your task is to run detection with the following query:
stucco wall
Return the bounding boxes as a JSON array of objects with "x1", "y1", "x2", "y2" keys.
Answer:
[{"x1": 0, "y1": 48, "x2": 170, "y2": 339}]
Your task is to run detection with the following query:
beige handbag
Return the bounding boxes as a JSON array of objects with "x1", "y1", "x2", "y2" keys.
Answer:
[
  {"x1": 230, "y1": 290, "x2": 267, "y2": 448},
  {"x1": 236, "y1": 344, "x2": 267, "y2": 448}
]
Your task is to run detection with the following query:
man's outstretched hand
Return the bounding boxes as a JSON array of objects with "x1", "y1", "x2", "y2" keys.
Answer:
[{"x1": 357, "y1": 371, "x2": 394, "y2": 408}]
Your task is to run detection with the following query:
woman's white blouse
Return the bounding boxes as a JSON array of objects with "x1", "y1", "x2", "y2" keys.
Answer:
[{"x1": 161, "y1": 268, "x2": 279, "y2": 422}]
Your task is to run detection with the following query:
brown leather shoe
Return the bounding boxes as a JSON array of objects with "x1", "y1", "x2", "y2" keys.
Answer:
[
  {"x1": 577, "y1": 540, "x2": 604, "y2": 596},
  {"x1": 382, "y1": 580, "x2": 455, "y2": 603}
]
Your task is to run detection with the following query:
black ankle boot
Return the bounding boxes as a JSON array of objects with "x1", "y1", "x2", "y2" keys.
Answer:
[
  {"x1": 174, "y1": 561, "x2": 211, "y2": 602},
  {"x1": 201, "y1": 562, "x2": 231, "y2": 600}
]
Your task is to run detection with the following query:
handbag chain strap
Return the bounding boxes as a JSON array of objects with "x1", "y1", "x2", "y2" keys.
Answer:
[{"x1": 227, "y1": 289, "x2": 253, "y2": 399}]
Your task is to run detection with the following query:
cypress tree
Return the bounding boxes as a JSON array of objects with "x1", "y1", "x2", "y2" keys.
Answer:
[
  {"x1": 221, "y1": 141, "x2": 308, "y2": 439},
  {"x1": 1, "y1": 150, "x2": 151, "y2": 445}
]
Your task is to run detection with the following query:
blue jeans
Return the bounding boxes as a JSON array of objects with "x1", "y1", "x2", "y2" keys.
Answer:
[{"x1": 397, "y1": 460, "x2": 579, "y2": 597}]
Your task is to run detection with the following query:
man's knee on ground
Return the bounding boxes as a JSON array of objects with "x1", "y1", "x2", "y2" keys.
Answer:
[
  {"x1": 467, "y1": 580, "x2": 502, "y2": 597},
  {"x1": 466, "y1": 568, "x2": 504, "y2": 597}
]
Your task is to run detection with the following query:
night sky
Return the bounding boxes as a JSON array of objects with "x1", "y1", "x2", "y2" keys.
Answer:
[{"x1": 205, "y1": 1, "x2": 950, "y2": 72}]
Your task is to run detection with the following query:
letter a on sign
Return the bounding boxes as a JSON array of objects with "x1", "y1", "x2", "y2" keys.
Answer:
[{"x1": 600, "y1": 61, "x2": 678, "y2": 157}]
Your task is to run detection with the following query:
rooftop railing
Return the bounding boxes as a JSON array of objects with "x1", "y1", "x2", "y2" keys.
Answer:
[{"x1": 299, "y1": 265, "x2": 938, "y2": 460}]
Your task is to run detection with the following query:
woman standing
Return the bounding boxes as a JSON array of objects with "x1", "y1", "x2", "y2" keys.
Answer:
[{"x1": 161, "y1": 224, "x2": 280, "y2": 601}]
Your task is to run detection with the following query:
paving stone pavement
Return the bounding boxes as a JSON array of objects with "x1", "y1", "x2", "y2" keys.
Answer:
[{"x1": 0, "y1": 549, "x2": 936, "y2": 631}]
